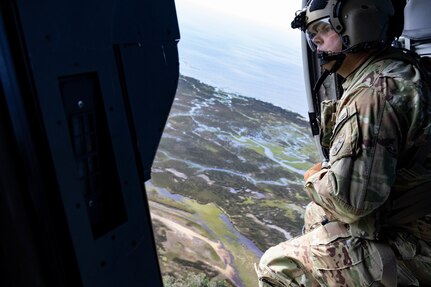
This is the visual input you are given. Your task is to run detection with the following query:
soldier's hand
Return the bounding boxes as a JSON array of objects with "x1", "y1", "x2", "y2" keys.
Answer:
[{"x1": 304, "y1": 162, "x2": 322, "y2": 181}]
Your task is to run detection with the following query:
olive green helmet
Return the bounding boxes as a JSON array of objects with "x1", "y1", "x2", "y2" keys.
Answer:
[{"x1": 292, "y1": 0, "x2": 401, "y2": 53}]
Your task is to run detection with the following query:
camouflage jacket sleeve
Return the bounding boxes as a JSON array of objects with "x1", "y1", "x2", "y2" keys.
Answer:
[{"x1": 304, "y1": 58, "x2": 425, "y2": 224}]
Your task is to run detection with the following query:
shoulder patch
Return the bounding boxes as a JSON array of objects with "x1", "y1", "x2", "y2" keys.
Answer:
[{"x1": 331, "y1": 134, "x2": 345, "y2": 156}]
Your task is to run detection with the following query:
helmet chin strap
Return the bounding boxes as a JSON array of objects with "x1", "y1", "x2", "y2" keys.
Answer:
[
  {"x1": 308, "y1": 52, "x2": 345, "y2": 140},
  {"x1": 318, "y1": 52, "x2": 346, "y2": 71},
  {"x1": 312, "y1": 53, "x2": 345, "y2": 97},
  {"x1": 307, "y1": 52, "x2": 345, "y2": 158}
]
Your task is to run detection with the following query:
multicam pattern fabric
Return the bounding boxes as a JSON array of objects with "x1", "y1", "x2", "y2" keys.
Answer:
[
  {"x1": 256, "y1": 49, "x2": 431, "y2": 286},
  {"x1": 256, "y1": 220, "x2": 396, "y2": 287},
  {"x1": 319, "y1": 100, "x2": 338, "y2": 148}
]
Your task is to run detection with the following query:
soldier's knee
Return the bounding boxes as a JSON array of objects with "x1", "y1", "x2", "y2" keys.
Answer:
[
  {"x1": 259, "y1": 243, "x2": 285, "y2": 267},
  {"x1": 256, "y1": 239, "x2": 316, "y2": 287},
  {"x1": 255, "y1": 263, "x2": 300, "y2": 287}
]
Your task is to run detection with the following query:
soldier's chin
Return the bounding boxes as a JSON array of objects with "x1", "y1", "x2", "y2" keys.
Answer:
[{"x1": 317, "y1": 50, "x2": 339, "y2": 71}]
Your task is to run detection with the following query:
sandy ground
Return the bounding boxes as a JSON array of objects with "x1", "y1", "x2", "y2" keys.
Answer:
[{"x1": 149, "y1": 201, "x2": 241, "y2": 286}]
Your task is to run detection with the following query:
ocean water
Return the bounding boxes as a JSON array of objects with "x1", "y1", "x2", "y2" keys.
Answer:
[{"x1": 175, "y1": 0, "x2": 309, "y2": 118}]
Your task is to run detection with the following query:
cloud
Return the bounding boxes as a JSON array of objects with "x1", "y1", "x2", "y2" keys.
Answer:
[{"x1": 176, "y1": 0, "x2": 303, "y2": 31}]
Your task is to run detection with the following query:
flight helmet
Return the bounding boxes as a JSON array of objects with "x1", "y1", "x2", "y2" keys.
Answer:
[{"x1": 291, "y1": 0, "x2": 401, "y2": 54}]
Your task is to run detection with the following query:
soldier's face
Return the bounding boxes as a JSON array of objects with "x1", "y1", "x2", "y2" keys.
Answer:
[
  {"x1": 307, "y1": 20, "x2": 343, "y2": 70},
  {"x1": 307, "y1": 20, "x2": 342, "y2": 54},
  {"x1": 313, "y1": 30, "x2": 342, "y2": 55}
]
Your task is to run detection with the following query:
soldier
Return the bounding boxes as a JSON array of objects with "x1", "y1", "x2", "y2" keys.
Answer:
[{"x1": 255, "y1": 0, "x2": 431, "y2": 286}]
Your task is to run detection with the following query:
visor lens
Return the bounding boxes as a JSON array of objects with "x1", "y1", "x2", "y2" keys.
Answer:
[{"x1": 305, "y1": 18, "x2": 334, "y2": 51}]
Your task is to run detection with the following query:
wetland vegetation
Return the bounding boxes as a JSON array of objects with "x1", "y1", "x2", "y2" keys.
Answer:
[{"x1": 146, "y1": 75, "x2": 319, "y2": 286}]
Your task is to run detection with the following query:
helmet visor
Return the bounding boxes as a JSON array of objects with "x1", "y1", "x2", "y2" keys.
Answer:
[{"x1": 305, "y1": 18, "x2": 336, "y2": 51}]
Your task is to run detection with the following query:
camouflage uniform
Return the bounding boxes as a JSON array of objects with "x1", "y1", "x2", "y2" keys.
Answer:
[{"x1": 256, "y1": 50, "x2": 431, "y2": 286}]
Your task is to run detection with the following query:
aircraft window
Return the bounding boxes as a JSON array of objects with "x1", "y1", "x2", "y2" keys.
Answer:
[{"x1": 144, "y1": 0, "x2": 319, "y2": 286}]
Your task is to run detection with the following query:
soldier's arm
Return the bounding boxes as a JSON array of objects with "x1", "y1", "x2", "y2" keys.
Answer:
[{"x1": 304, "y1": 76, "x2": 407, "y2": 224}]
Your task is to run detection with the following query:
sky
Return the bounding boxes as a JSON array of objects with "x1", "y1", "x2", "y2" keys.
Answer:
[
  {"x1": 175, "y1": 0, "x2": 303, "y2": 40},
  {"x1": 174, "y1": 0, "x2": 309, "y2": 116},
  {"x1": 177, "y1": 0, "x2": 302, "y2": 27}
]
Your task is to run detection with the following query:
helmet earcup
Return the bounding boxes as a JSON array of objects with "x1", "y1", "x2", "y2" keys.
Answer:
[{"x1": 334, "y1": 0, "x2": 396, "y2": 51}]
